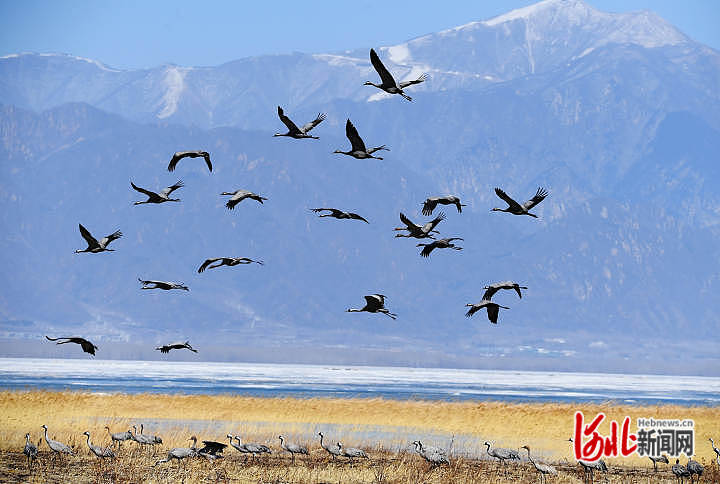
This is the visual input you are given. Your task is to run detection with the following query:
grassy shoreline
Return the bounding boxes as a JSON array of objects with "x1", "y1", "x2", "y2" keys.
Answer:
[{"x1": 1, "y1": 390, "x2": 718, "y2": 482}]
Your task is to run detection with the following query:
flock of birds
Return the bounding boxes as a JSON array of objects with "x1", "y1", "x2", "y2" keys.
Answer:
[
  {"x1": 44, "y1": 47, "x2": 549, "y2": 357},
  {"x1": 23, "y1": 423, "x2": 718, "y2": 483},
  {"x1": 30, "y1": 47, "x2": 715, "y2": 483}
]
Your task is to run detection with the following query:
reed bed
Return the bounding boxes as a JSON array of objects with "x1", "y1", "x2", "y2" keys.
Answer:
[{"x1": 1, "y1": 390, "x2": 718, "y2": 482}]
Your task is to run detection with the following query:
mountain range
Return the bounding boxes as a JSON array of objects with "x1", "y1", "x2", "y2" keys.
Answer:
[{"x1": 1, "y1": 0, "x2": 718, "y2": 375}]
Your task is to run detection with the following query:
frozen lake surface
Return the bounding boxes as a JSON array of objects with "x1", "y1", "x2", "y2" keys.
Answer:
[{"x1": 0, "y1": 358, "x2": 718, "y2": 405}]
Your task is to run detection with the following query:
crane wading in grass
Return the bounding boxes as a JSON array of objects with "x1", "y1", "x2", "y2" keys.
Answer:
[
  {"x1": 278, "y1": 435, "x2": 308, "y2": 464},
  {"x1": 234, "y1": 435, "x2": 271, "y2": 459},
  {"x1": 522, "y1": 445, "x2": 557, "y2": 483},
  {"x1": 105, "y1": 426, "x2": 132, "y2": 448},
  {"x1": 154, "y1": 436, "x2": 198, "y2": 466},
  {"x1": 41, "y1": 425, "x2": 73, "y2": 464},
  {"x1": 484, "y1": 441, "x2": 520, "y2": 464},
  {"x1": 337, "y1": 442, "x2": 368, "y2": 463},
  {"x1": 711, "y1": 438, "x2": 720, "y2": 465},
  {"x1": 23, "y1": 433, "x2": 38, "y2": 471},
  {"x1": 318, "y1": 432, "x2": 342, "y2": 460},
  {"x1": 83, "y1": 431, "x2": 115, "y2": 459},
  {"x1": 412, "y1": 440, "x2": 449, "y2": 467}
]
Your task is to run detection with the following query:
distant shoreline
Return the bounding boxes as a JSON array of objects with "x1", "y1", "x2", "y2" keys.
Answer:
[{"x1": 1, "y1": 358, "x2": 718, "y2": 406}]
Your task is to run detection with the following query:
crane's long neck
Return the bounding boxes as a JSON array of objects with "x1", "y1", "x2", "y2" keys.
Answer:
[
  {"x1": 85, "y1": 433, "x2": 91, "y2": 447},
  {"x1": 43, "y1": 427, "x2": 49, "y2": 443},
  {"x1": 319, "y1": 434, "x2": 325, "y2": 448},
  {"x1": 524, "y1": 448, "x2": 535, "y2": 465},
  {"x1": 347, "y1": 308, "x2": 361, "y2": 312},
  {"x1": 26, "y1": 434, "x2": 31, "y2": 445}
]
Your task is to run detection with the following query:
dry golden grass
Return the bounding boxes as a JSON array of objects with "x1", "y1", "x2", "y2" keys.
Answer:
[{"x1": 1, "y1": 390, "x2": 718, "y2": 483}]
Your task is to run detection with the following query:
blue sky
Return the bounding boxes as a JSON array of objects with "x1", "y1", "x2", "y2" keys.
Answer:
[{"x1": 1, "y1": 0, "x2": 718, "y2": 69}]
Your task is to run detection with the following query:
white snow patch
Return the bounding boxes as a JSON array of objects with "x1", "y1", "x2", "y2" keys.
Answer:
[
  {"x1": 437, "y1": 21, "x2": 483, "y2": 36},
  {"x1": 1, "y1": 52, "x2": 122, "y2": 71},
  {"x1": 483, "y1": 0, "x2": 560, "y2": 27},
  {"x1": 157, "y1": 66, "x2": 187, "y2": 119},
  {"x1": 401, "y1": 65, "x2": 429, "y2": 84},
  {"x1": 312, "y1": 53, "x2": 365, "y2": 66},
  {"x1": 385, "y1": 43, "x2": 411, "y2": 64}
]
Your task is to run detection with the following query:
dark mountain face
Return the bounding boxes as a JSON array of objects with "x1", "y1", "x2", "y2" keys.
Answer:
[{"x1": 1, "y1": 0, "x2": 718, "y2": 374}]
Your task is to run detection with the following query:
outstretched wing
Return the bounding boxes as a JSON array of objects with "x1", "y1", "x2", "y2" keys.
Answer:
[
  {"x1": 237, "y1": 257, "x2": 264, "y2": 265},
  {"x1": 79, "y1": 339, "x2": 98, "y2": 355},
  {"x1": 422, "y1": 212, "x2": 446, "y2": 233},
  {"x1": 494, "y1": 188, "x2": 523, "y2": 211},
  {"x1": 198, "y1": 258, "x2": 222, "y2": 273},
  {"x1": 160, "y1": 180, "x2": 184, "y2": 197},
  {"x1": 420, "y1": 243, "x2": 436, "y2": 258},
  {"x1": 369, "y1": 48, "x2": 397, "y2": 87},
  {"x1": 486, "y1": 304, "x2": 500, "y2": 324},
  {"x1": 311, "y1": 208, "x2": 340, "y2": 216},
  {"x1": 345, "y1": 119, "x2": 367, "y2": 152},
  {"x1": 130, "y1": 182, "x2": 157, "y2": 198},
  {"x1": 301, "y1": 112, "x2": 326, "y2": 134},
  {"x1": 78, "y1": 224, "x2": 100, "y2": 249},
  {"x1": 202, "y1": 152, "x2": 212, "y2": 172},
  {"x1": 366, "y1": 145, "x2": 388, "y2": 155},
  {"x1": 348, "y1": 212, "x2": 369, "y2": 223},
  {"x1": 364, "y1": 295, "x2": 382, "y2": 311},
  {"x1": 277, "y1": 106, "x2": 301, "y2": 134},
  {"x1": 398, "y1": 73, "x2": 427, "y2": 89},
  {"x1": 168, "y1": 152, "x2": 186, "y2": 172},
  {"x1": 465, "y1": 305, "x2": 481, "y2": 318},
  {"x1": 399, "y1": 212, "x2": 420, "y2": 230},
  {"x1": 422, "y1": 198, "x2": 438, "y2": 216},
  {"x1": 522, "y1": 187, "x2": 548, "y2": 210},
  {"x1": 482, "y1": 284, "x2": 500, "y2": 301},
  {"x1": 100, "y1": 230, "x2": 122, "y2": 248}
]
